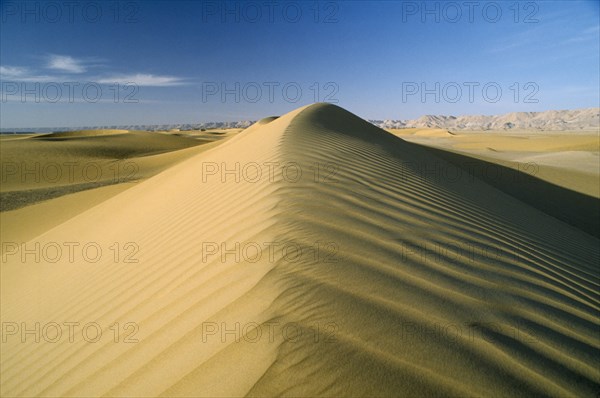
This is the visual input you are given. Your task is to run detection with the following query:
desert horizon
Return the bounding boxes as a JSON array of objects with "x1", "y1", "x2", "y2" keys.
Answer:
[
  {"x1": 1, "y1": 1, "x2": 599, "y2": 397},
  {"x1": 1, "y1": 106, "x2": 599, "y2": 133}
]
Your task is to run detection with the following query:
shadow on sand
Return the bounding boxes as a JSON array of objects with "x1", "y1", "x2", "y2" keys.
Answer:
[{"x1": 409, "y1": 143, "x2": 600, "y2": 239}]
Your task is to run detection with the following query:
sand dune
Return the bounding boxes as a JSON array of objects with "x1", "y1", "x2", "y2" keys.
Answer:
[
  {"x1": 41, "y1": 129, "x2": 131, "y2": 138},
  {"x1": 0, "y1": 129, "x2": 236, "y2": 245},
  {"x1": 1, "y1": 104, "x2": 599, "y2": 397},
  {"x1": 1, "y1": 130, "x2": 205, "y2": 194},
  {"x1": 389, "y1": 129, "x2": 600, "y2": 199}
]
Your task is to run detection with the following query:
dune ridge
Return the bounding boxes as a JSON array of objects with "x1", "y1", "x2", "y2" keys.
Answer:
[{"x1": 1, "y1": 104, "x2": 598, "y2": 397}]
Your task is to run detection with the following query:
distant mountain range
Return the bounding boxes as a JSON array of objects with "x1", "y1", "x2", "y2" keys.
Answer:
[
  {"x1": 371, "y1": 107, "x2": 599, "y2": 131},
  {"x1": 1, "y1": 108, "x2": 598, "y2": 133}
]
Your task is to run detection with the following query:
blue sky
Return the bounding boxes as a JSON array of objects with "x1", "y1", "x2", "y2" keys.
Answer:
[{"x1": 1, "y1": 0, "x2": 598, "y2": 128}]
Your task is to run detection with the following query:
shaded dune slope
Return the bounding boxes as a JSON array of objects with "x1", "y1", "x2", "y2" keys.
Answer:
[
  {"x1": 407, "y1": 144, "x2": 600, "y2": 238},
  {"x1": 1, "y1": 104, "x2": 598, "y2": 397}
]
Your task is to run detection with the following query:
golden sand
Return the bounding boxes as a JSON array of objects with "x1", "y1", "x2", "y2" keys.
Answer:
[{"x1": 1, "y1": 104, "x2": 599, "y2": 396}]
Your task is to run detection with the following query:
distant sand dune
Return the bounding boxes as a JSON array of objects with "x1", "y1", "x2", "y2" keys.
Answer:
[
  {"x1": 1, "y1": 104, "x2": 598, "y2": 397},
  {"x1": 41, "y1": 129, "x2": 130, "y2": 138},
  {"x1": 0, "y1": 130, "x2": 234, "y2": 243},
  {"x1": 0, "y1": 130, "x2": 219, "y2": 209},
  {"x1": 389, "y1": 129, "x2": 600, "y2": 198}
]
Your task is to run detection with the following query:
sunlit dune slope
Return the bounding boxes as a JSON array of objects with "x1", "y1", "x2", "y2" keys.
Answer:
[
  {"x1": 1, "y1": 103, "x2": 598, "y2": 397},
  {"x1": 0, "y1": 129, "x2": 235, "y2": 215},
  {"x1": 0, "y1": 129, "x2": 233, "y2": 242}
]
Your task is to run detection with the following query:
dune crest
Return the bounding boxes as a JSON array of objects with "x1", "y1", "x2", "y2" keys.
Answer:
[{"x1": 1, "y1": 103, "x2": 599, "y2": 397}]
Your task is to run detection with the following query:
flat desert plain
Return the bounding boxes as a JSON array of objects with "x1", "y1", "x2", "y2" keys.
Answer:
[{"x1": 1, "y1": 103, "x2": 599, "y2": 396}]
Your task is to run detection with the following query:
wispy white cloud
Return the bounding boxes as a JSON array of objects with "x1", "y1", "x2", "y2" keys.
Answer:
[
  {"x1": 488, "y1": 22, "x2": 599, "y2": 58},
  {"x1": 488, "y1": 40, "x2": 529, "y2": 54},
  {"x1": 0, "y1": 66, "x2": 27, "y2": 77},
  {"x1": 559, "y1": 25, "x2": 600, "y2": 45},
  {"x1": 2, "y1": 55, "x2": 187, "y2": 87},
  {"x1": 96, "y1": 73, "x2": 186, "y2": 86},
  {"x1": 487, "y1": 23, "x2": 552, "y2": 54},
  {"x1": 46, "y1": 54, "x2": 87, "y2": 73},
  {"x1": 0, "y1": 65, "x2": 56, "y2": 82}
]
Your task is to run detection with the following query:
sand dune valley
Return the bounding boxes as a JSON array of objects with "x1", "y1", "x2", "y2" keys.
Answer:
[{"x1": 0, "y1": 103, "x2": 598, "y2": 396}]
